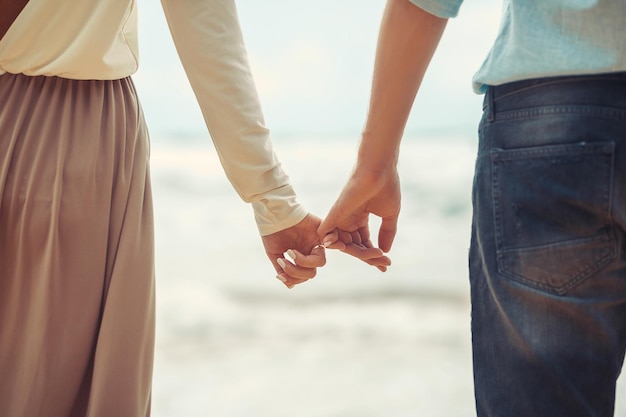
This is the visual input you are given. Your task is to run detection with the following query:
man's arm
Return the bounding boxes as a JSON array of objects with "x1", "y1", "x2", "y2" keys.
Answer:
[{"x1": 319, "y1": 0, "x2": 448, "y2": 256}]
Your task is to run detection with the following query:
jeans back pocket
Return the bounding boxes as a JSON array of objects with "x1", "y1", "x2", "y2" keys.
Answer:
[{"x1": 491, "y1": 141, "x2": 616, "y2": 295}]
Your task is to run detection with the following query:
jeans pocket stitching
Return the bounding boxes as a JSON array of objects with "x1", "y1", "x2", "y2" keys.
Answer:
[
  {"x1": 490, "y1": 141, "x2": 616, "y2": 295},
  {"x1": 496, "y1": 233, "x2": 616, "y2": 295}
]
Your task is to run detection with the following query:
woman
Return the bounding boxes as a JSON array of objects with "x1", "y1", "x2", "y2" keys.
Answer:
[{"x1": 0, "y1": 1, "x2": 334, "y2": 415}]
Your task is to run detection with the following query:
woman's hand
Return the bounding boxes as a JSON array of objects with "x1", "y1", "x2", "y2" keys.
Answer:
[{"x1": 261, "y1": 214, "x2": 326, "y2": 288}]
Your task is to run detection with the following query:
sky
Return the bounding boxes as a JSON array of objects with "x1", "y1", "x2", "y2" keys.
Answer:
[{"x1": 134, "y1": 0, "x2": 502, "y2": 138}]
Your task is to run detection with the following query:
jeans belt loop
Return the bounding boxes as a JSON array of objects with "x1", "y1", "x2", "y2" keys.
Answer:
[{"x1": 487, "y1": 86, "x2": 495, "y2": 122}]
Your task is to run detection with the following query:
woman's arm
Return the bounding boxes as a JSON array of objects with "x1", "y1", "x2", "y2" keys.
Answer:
[
  {"x1": 160, "y1": 0, "x2": 321, "y2": 287},
  {"x1": 160, "y1": 0, "x2": 306, "y2": 236}
]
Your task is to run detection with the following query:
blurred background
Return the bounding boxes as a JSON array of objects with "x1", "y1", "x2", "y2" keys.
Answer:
[{"x1": 133, "y1": 1, "x2": 626, "y2": 416}]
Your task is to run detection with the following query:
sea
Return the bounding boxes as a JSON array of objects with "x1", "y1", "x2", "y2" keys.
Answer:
[{"x1": 148, "y1": 133, "x2": 626, "y2": 416}]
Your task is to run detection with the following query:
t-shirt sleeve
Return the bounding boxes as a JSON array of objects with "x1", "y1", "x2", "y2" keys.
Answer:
[
  {"x1": 407, "y1": 0, "x2": 464, "y2": 18},
  {"x1": 160, "y1": 0, "x2": 307, "y2": 236}
]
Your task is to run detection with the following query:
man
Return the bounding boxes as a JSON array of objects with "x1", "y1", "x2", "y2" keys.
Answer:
[{"x1": 320, "y1": 1, "x2": 626, "y2": 416}]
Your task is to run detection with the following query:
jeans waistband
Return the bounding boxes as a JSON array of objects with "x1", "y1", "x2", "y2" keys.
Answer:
[{"x1": 483, "y1": 72, "x2": 626, "y2": 121}]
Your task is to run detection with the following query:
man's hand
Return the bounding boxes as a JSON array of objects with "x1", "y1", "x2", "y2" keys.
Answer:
[
  {"x1": 315, "y1": 0, "x2": 446, "y2": 271},
  {"x1": 261, "y1": 214, "x2": 326, "y2": 288},
  {"x1": 318, "y1": 166, "x2": 399, "y2": 271}
]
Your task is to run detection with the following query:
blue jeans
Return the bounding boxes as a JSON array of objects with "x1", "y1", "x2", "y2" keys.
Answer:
[{"x1": 470, "y1": 73, "x2": 626, "y2": 417}]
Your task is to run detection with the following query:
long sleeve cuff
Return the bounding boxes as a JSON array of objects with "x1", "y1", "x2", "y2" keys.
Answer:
[{"x1": 251, "y1": 183, "x2": 308, "y2": 236}]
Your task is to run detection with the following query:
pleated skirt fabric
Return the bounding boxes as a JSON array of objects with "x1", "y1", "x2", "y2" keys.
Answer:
[{"x1": 0, "y1": 73, "x2": 155, "y2": 417}]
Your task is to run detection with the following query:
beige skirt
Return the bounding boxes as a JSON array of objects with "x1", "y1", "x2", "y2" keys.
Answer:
[{"x1": 0, "y1": 73, "x2": 155, "y2": 417}]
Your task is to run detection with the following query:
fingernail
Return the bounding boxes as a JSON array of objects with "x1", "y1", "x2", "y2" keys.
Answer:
[
  {"x1": 287, "y1": 284, "x2": 294, "y2": 289},
  {"x1": 276, "y1": 275, "x2": 287, "y2": 283},
  {"x1": 322, "y1": 241, "x2": 332, "y2": 248},
  {"x1": 276, "y1": 258, "x2": 287, "y2": 269},
  {"x1": 286, "y1": 249, "x2": 296, "y2": 261}
]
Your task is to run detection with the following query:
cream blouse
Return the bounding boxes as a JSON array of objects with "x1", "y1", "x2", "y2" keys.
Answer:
[{"x1": 0, "y1": 0, "x2": 307, "y2": 236}]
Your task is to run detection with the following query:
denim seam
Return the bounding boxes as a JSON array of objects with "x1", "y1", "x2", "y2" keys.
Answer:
[
  {"x1": 487, "y1": 86, "x2": 494, "y2": 122},
  {"x1": 494, "y1": 106, "x2": 626, "y2": 122},
  {"x1": 491, "y1": 142, "x2": 614, "y2": 161}
]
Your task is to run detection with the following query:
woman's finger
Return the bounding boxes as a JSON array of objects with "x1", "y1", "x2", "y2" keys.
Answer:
[
  {"x1": 276, "y1": 257, "x2": 317, "y2": 280},
  {"x1": 285, "y1": 246, "x2": 326, "y2": 268}
]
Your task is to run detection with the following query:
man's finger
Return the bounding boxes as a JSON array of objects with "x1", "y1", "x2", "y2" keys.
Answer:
[
  {"x1": 378, "y1": 215, "x2": 398, "y2": 253},
  {"x1": 340, "y1": 243, "x2": 386, "y2": 260},
  {"x1": 321, "y1": 230, "x2": 338, "y2": 245},
  {"x1": 321, "y1": 231, "x2": 347, "y2": 251},
  {"x1": 337, "y1": 229, "x2": 353, "y2": 244},
  {"x1": 350, "y1": 231, "x2": 362, "y2": 245}
]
